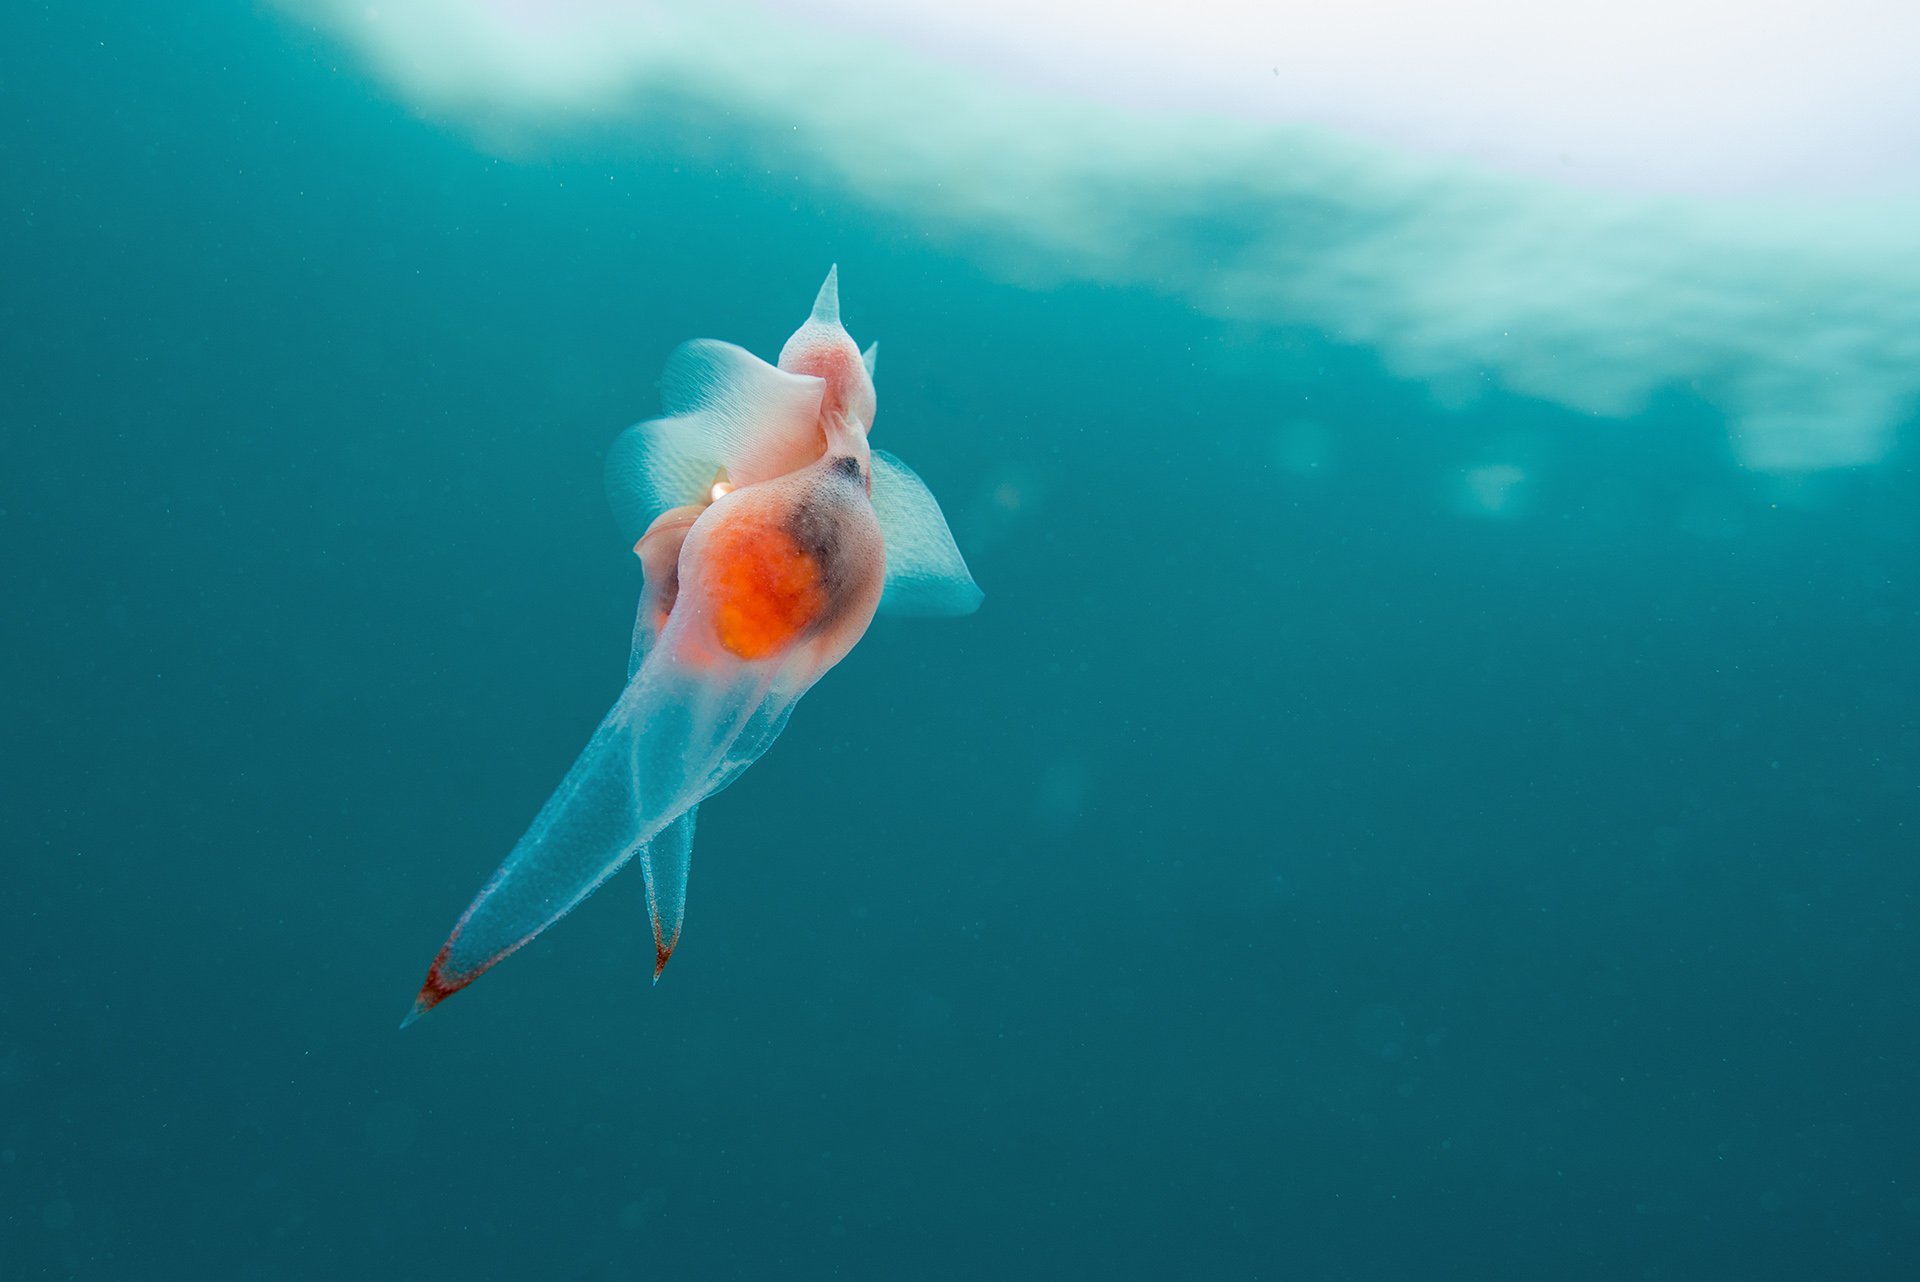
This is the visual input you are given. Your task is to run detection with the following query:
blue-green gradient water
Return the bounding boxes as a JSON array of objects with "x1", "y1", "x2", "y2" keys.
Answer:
[{"x1": 4, "y1": 5, "x2": 1917, "y2": 1279}]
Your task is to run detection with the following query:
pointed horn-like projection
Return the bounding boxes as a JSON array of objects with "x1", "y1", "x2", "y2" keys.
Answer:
[
  {"x1": 810, "y1": 264, "x2": 840, "y2": 324},
  {"x1": 861, "y1": 341, "x2": 878, "y2": 380}
]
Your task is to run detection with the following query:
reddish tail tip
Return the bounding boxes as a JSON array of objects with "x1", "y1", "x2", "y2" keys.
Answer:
[
  {"x1": 400, "y1": 948, "x2": 466, "y2": 1028},
  {"x1": 652, "y1": 939, "x2": 675, "y2": 985},
  {"x1": 650, "y1": 911, "x2": 684, "y2": 986}
]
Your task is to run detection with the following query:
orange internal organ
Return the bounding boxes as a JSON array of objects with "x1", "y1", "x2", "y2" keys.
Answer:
[{"x1": 706, "y1": 519, "x2": 828, "y2": 660}]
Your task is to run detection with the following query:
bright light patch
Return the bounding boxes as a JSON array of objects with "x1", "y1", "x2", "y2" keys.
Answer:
[
  {"x1": 284, "y1": 0, "x2": 1920, "y2": 472},
  {"x1": 784, "y1": 0, "x2": 1920, "y2": 197}
]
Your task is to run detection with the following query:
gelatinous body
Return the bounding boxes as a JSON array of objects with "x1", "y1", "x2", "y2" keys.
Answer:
[{"x1": 405, "y1": 269, "x2": 980, "y2": 1023}]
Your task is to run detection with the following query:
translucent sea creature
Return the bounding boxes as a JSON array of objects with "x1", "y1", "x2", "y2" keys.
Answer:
[{"x1": 405, "y1": 268, "x2": 980, "y2": 1024}]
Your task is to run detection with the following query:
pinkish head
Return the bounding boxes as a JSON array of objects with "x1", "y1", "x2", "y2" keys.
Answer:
[{"x1": 777, "y1": 266, "x2": 877, "y2": 433}]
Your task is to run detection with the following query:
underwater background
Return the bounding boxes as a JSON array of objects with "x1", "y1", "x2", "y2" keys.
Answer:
[{"x1": 4, "y1": 3, "x2": 1917, "y2": 1278}]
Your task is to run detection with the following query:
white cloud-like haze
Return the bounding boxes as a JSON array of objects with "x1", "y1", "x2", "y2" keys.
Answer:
[{"x1": 283, "y1": 0, "x2": 1920, "y2": 471}]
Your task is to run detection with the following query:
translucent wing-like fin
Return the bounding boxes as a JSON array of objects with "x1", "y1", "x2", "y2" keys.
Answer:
[
  {"x1": 640, "y1": 807, "x2": 695, "y2": 982},
  {"x1": 404, "y1": 652, "x2": 776, "y2": 1024},
  {"x1": 870, "y1": 449, "x2": 983, "y2": 617},
  {"x1": 604, "y1": 341, "x2": 827, "y2": 544},
  {"x1": 659, "y1": 340, "x2": 827, "y2": 488},
  {"x1": 606, "y1": 419, "x2": 715, "y2": 548},
  {"x1": 861, "y1": 341, "x2": 878, "y2": 380}
]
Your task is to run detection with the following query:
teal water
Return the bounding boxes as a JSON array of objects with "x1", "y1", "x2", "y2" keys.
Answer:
[{"x1": 4, "y1": 5, "x2": 1917, "y2": 1279}]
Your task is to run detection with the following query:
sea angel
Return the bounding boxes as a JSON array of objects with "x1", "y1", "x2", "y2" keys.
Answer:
[{"x1": 405, "y1": 268, "x2": 980, "y2": 1024}]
